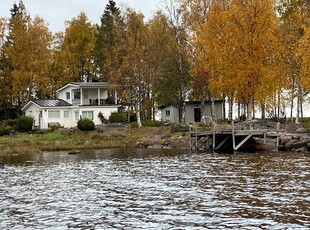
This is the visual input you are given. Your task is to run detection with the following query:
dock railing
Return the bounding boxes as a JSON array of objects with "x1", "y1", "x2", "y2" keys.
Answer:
[{"x1": 190, "y1": 120, "x2": 280, "y2": 152}]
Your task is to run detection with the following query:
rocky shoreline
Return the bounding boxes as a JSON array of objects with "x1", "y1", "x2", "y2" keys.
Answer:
[
  {"x1": 135, "y1": 121, "x2": 310, "y2": 153},
  {"x1": 1, "y1": 121, "x2": 309, "y2": 156}
]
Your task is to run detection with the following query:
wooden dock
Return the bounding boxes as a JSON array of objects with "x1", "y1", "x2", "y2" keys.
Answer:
[{"x1": 190, "y1": 121, "x2": 280, "y2": 153}]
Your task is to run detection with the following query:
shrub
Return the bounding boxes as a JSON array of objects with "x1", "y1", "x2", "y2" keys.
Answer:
[
  {"x1": 0, "y1": 123, "x2": 12, "y2": 136},
  {"x1": 142, "y1": 120, "x2": 164, "y2": 127},
  {"x1": 16, "y1": 115, "x2": 34, "y2": 132},
  {"x1": 109, "y1": 112, "x2": 128, "y2": 123},
  {"x1": 3, "y1": 119, "x2": 18, "y2": 127},
  {"x1": 301, "y1": 118, "x2": 310, "y2": 132},
  {"x1": 77, "y1": 118, "x2": 95, "y2": 131}
]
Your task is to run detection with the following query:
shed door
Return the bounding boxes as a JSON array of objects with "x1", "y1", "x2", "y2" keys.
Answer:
[{"x1": 194, "y1": 108, "x2": 201, "y2": 122}]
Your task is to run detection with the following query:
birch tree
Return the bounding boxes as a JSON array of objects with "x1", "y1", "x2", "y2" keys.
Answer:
[
  {"x1": 204, "y1": 0, "x2": 279, "y2": 120},
  {"x1": 61, "y1": 13, "x2": 96, "y2": 82},
  {"x1": 162, "y1": 0, "x2": 191, "y2": 124},
  {"x1": 3, "y1": 2, "x2": 53, "y2": 106},
  {"x1": 277, "y1": 0, "x2": 310, "y2": 122}
]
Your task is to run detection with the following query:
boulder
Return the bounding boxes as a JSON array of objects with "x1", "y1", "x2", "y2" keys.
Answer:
[
  {"x1": 279, "y1": 136, "x2": 291, "y2": 145},
  {"x1": 9, "y1": 130, "x2": 18, "y2": 138},
  {"x1": 295, "y1": 147, "x2": 305, "y2": 152},
  {"x1": 296, "y1": 127, "x2": 308, "y2": 133},
  {"x1": 286, "y1": 123, "x2": 300, "y2": 133},
  {"x1": 67, "y1": 149, "x2": 80, "y2": 154},
  {"x1": 291, "y1": 140, "x2": 310, "y2": 150}
]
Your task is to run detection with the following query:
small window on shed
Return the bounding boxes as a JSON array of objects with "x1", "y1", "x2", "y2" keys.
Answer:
[{"x1": 165, "y1": 110, "x2": 170, "y2": 117}]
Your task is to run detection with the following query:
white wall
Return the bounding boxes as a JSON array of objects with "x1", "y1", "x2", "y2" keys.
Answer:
[
  {"x1": 58, "y1": 85, "x2": 77, "y2": 104},
  {"x1": 161, "y1": 102, "x2": 224, "y2": 124},
  {"x1": 79, "y1": 106, "x2": 119, "y2": 126},
  {"x1": 161, "y1": 106, "x2": 179, "y2": 123},
  {"x1": 24, "y1": 103, "x2": 42, "y2": 127}
]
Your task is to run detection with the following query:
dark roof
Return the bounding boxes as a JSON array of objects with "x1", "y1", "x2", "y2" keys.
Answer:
[
  {"x1": 159, "y1": 100, "x2": 224, "y2": 109},
  {"x1": 30, "y1": 98, "x2": 72, "y2": 107}
]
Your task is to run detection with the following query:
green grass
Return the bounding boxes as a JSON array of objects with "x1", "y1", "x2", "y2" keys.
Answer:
[
  {"x1": 300, "y1": 118, "x2": 310, "y2": 132},
  {"x1": 0, "y1": 126, "x2": 172, "y2": 156}
]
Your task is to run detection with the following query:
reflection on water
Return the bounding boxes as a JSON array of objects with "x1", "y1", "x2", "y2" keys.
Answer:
[{"x1": 1, "y1": 149, "x2": 309, "y2": 229}]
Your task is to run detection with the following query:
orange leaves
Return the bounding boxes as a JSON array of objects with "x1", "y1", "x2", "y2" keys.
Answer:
[
  {"x1": 201, "y1": 0, "x2": 279, "y2": 111},
  {"x1": 61, "y1": 13, "x2": 96, "y2": 82},
  {"x1": 299, "y1": 27, "x2": 310, "y2": 90}
]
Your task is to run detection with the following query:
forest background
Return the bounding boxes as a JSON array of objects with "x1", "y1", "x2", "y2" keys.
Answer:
[{"x1": 0, "y1": 0, "x2": 309, "y2": 124}]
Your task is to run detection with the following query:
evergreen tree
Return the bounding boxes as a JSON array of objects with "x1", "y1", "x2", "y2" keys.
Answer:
[{"x1": 94, "y1": 0, "x2": 124, "y2": 81}]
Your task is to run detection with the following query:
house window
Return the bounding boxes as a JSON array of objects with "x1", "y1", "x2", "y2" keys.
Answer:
[
  {"x1": 165, "y1": 110, "x2": 171, "y2": 117},
  {"x1": 48, "y1": 110, "x2": 60, "y2": 118},
  {"x1": 83, "y1": 90, "x2": 88, "y2": 99},
  {"x1": 66, "y1": 92, "x2": 70, "y2": 100},
  {"x1": 75, "y1": 111, "x2": 79, "y2": 121},
  {"x1": 74, "y1": 91, "x2": 80, "y2": 99},
  {"x1": 82, "y1": 111, "x2": 94, "y2": 120},
  {"x1": 64, "y1": 111, "x2": 69, "y2": 118}
]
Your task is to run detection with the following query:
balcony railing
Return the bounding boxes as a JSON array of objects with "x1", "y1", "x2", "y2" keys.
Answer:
[
  {"x1": 89, "y1": 99, "x2": 107, "y2": 105},
  {"x1": 71, "y1": 98, "x2": 115, "y2": 106}
]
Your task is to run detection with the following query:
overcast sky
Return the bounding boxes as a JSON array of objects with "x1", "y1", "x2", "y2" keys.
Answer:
[{"x1": 0, "y1": 0, "x2": 163, "y2": 32}]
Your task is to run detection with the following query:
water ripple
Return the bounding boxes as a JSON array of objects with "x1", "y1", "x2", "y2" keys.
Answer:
[{"x1": 0, "y1": 150, "x2": 309, "y2": 229}]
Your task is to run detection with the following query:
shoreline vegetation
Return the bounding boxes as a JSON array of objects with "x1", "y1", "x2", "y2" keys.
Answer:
[
  {"x1": 0, "y1": 125, "x2": 182, "y2": 156},
  {"x1": 0, "y1": 119, "x2": 310, "y2": 157}
]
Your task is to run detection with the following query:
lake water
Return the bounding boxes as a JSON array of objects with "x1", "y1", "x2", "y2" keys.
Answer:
[{"x1": 0, "y1": 149, "x2": 309, "y2": 229}]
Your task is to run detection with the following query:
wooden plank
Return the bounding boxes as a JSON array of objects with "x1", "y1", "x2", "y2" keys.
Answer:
[
  {"x1": 234, "y1": 134, "x2": 253, "y2": 151},
  {"x1": 215, "y1": 136, "x2": 230, "y2": 151}
]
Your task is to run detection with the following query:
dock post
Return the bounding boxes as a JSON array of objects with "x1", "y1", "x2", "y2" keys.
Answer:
[
  {"x1": 212, "y1": 123, "x2": 216, "y2": 152},
  {"x1": 276, "y1": 122, "x2": 280, "y2": 147},
  {"x1": 195, "y1": 126, "x2": 198, "y2": 151},
  {"x1": 232, "y1": 120, "x2": 235, "y2": 153},
  {"x1": 189, "y1": 125, "x2": 192, "y2": 150}
]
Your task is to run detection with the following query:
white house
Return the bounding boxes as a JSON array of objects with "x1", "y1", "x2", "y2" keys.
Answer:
[
  {"x1": 21, "y1": 82, "x2": 120, "y2": 129},
  {"x1": 159, "y1": 100, "x2": 224, "y2": 124}
]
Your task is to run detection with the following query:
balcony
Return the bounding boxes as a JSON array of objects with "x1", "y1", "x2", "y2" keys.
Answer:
[{"x1": 89, "y1": 99, "x2": 107, "y2": 106}]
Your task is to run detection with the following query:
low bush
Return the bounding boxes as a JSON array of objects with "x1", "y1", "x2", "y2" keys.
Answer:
[
  {"x1": 4, "y1": 119, "x2": 18, "y2": 127},
  {"x1": 142, "y1": 120, "x2": 164, "y2": 127},
  {"x1": 109, "y1": 112, "x2": 128, "y2": 123},
  {"x1": 77, "y1": 118, "x2": 95, "y2": 131},
  {"x1": 16, "y1": 115, "x2": 34, "y2": 132},
  {"x1": 0, "y1": 123, "x2": 12, "y2": 136},
  {"x1": 301, "y1": 118, "x2": 310, "y2": 132}
]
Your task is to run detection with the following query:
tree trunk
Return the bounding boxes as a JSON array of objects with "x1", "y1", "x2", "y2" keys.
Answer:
[
  {"x1": 211, "y1": 97, "x2": 216, "y2": 122},
  {"x1": 277, "y1": 91, "x2": 281, "y2": 118},
  {"x1": 261, "y1": 102, "x2": 265, "y2": 119},
  {"x1": 247, "y1": 99, "x2": 253, "y2": 120},
  {"x1": 136, "y1": 101, "x2": 143, "y2": 127},
  {"x1": 290, "y1": 77, "x2": 295, "y2": 119},
  {"x1": 296, "y1": 86, "x2": 302, "y2": 124},
  {"x1": 222, "y1": 96, "x2": 226, "y2": 120},
  {"x1": 228, "y1": 97, "x2": 233, "y2": 120}
]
